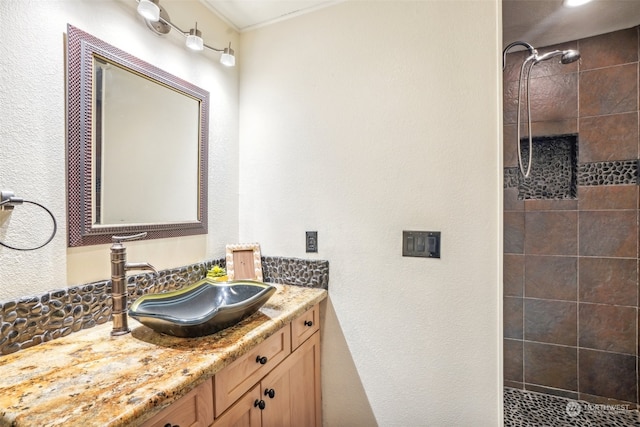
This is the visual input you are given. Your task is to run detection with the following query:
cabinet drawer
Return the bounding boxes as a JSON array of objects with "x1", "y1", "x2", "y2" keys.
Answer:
[
  {"x1": 215, "y1": 327, "x2": 291, "y2": 417},
  {"x1": 291, "y1": 304, "x2": 319, "y2": 350},
  {"x1": 141, "y1": 379, "x2": 214, "y2": 427}
]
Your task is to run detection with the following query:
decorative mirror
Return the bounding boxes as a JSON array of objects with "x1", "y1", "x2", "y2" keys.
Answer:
[{"x1": 66, "y1": 25, "x2": 209, "y2": 246}]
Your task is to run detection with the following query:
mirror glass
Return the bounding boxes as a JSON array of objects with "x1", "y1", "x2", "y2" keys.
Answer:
[{"x1": 67, "y1": 25, "x2": 209, "y2": 246}]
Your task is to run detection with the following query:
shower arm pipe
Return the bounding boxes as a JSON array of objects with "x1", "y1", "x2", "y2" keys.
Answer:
[{"x1": 502, "y1": 41, "x2": 537, "y2": 70}]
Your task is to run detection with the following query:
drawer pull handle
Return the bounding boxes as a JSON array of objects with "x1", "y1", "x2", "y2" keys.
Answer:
[
  {"x1": 304, "y1": 320, "x2": 313, "y2": 327},
  {"x1": 254, "y1": 399, "x2": 266, "y2": 410},
  {"x1": 164, "y1": 424, "x2": 179, "y2": 427},
  {"x1": 265, "y1": 388, "x2": 276, "y2": 399},
  {"x1": 256, "y1": 355, "x2": 268, "y2": 365}
]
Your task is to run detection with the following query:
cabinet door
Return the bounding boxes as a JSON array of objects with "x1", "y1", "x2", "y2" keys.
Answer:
[
  {"x1": 291, "y1": 305, "x2": 319, "y2": 350},
  {"x1": 215, "y1": 327, "x2": 291, "y2": 416},
  {"x1": 260, "y1": 331, "x2": 321, "y2": 427},
  {"x1": 212, "y1": 385, "x2": 262, "y2": 427},
  {"x1": 141, "y1": 379, "x2": 214, "y2": 427},
  {"x1": 289, "y1": 331, "x2": 321, "y2": 427},
  {"x1": 260, "y1": 360, "x2": 292, "y2": 427}
]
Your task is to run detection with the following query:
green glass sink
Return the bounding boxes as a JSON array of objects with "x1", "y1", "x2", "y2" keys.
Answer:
[{"x1": 128, "y1": 278, "x2": 276, "y2": 338}]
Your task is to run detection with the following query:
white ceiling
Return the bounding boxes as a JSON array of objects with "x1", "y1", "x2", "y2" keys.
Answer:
[
  {"x1": 202, "y1": 0, "x2": 640, "y2": 48},
  {"x1": 502, "y1": 0, "x2": 640, "y2": 50},
  {"x1": 200, "y1": 0, "x2": 338, "y2": 31}
]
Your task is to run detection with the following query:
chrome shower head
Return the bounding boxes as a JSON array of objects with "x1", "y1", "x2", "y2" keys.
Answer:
[
  {"x1": 534, "y1": 49, "x2": 581, "y2": 64},
  {"x1": 560, "y1": 49, "x2": 581, "y2": 64}
]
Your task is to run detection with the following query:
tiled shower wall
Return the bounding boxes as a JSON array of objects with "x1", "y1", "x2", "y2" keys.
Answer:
[{"x1": 503, "y1": 26, "x2": 640, "y2": 406}]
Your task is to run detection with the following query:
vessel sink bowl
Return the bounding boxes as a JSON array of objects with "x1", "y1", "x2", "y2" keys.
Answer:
[{"x1": 128, "y1": 279, "x2": 276, "y2": 338}]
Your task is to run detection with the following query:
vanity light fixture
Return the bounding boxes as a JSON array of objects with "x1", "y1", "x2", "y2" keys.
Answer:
[{"x1": 135, "y1": 0, "x2": 236, "y2": 67}]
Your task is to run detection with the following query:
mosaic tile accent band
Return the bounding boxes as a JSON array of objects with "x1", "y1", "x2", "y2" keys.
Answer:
[
  {"x1": 0, "y1": 256, "x2": 329, "y2": 355},
  {"x1": 504, "y1": 387, "x2": 640, "y2": 426},
  {"x1": 503, "y1": 135, "x2": 640, "y2": 197},
  {"x1": 578, "y1": 160, "x2": 638, "y2": 186},
  {"x1": 506, "y1": 159, "x2": 639, "y2": 191}
]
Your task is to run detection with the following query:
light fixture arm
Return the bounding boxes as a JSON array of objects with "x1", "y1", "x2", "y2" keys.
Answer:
[{"x1": 135, "y1": 0, "x2": 235, "y2": 65}]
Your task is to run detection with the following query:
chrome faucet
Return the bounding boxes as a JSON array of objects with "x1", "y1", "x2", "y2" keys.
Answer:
[{"x1": 110, "y1": 232, "x2": 157, "y2": 336}]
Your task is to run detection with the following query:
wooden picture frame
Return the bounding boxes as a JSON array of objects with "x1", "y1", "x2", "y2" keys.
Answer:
[{"x1": 225, "y1": 243, "x2": 263, "y2": 281}]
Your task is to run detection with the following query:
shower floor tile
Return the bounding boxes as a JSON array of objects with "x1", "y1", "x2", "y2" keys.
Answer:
[{"x1": 504, "y1": 387, "x2": 640, "y2": 426}]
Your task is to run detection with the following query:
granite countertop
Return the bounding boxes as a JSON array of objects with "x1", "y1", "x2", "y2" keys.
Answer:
[{"x1": 0, "y1": 284, "x2": 327, "y2": 427}]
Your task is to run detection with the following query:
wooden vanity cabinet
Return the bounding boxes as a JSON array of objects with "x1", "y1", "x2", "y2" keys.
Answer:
[
  {"x1": 141, "y1": 379, "x2": 214, "y2": 427},
  {"x1": 214, "y1": 304, "x2": 321, "y2": 427},
  {"x1": 141, "y1": 303, "x2": 321, "y2": 427},
  {"x1": 214, "y1": 332, "x2": 321, "y2": 427},
  {"x1": 214, "y1": 327, "x2": 291, "y2": 416}
]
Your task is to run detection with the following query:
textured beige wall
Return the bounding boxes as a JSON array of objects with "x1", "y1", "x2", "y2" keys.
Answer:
[
  {"x1": 238, "y1": 1, "x2": 503, "y2": 424},
  {"x1": 0, "y1": 0, "x2": 239, "y2": 298}
]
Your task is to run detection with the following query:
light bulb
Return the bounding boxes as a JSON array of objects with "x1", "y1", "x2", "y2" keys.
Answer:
[
  {"x1": 186, "y1": 35, "x2": 204, "y2": 51},
  {"x1": 220, "y1": 45, "x2": 235, "y2": 67},
  {"x1": 186, "y1": 26, "x2": 204, "y2": 51},
  {"x1": 137, "y1": 0, "x2": 160, "y2": 21}
]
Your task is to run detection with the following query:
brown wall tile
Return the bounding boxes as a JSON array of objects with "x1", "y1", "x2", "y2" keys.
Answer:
[
  {"x1": 579, "y1": 303, "x2": 637, "y2": 354},
  {"x1": 504, "y1": 188, "x2": 524, "y2": 212},
  {"x1": 529, "y1": 73, "x2": 578, "y2": 122},
  {"x1": 579, "y1": 349, "x2": 637, "y2": 403},
  {"x1": 525, "y1": 256, "x2": 577, "y2": 301},
  {"x1": 503, "y1": 49, "x2": 529, "y2": 83},
  {"x1": 504, "y1": 124, "x2": 518, "y2": 167},
  {"x1": 524, "y1": 199, "x2": 578, "y2": 211},
  {"x1": 524, "y1": 299, "x2": 577, "y2": 345},
  {"x1": 524, "y1": 342, "x2": 577, "y2": 391},
  {"x1": 579, "y1": 210, "x2": 637, "y2": 257},
  {"x1": 578, "y1": 112, "x2": 639, "y2": 162},
  {"x1": 578, "y1": 184, "x2": 638, "y2": 210},
  {"x1": 579, "y1": 64, "x2": 638, "y2": 117},
  {"x1": 504, "y1": 297, "x2": 523, "y2": 339},
  {"x1": 504, "y1": 338, "x2": 523, "y2": 383},
  {"x1": 504, "y1": 254, "x2": 524, "y2": 297},
  {"x1": 525, "y1": 384, "x2": 579, "y2": 400},
  {"x1": 529, "y1": 119, "x2": 577, "y2": 138},
  {"x1": 504, "y1": 211, "x2": 525, "y2": 254},
  {"x1": 579, "y1": 27, "x2": 639, "y2": 70},
  {"x1": 503, "y1": 78, "x2": 522, "y2": 125},
  {"x1": 525, "y1": 211, "x2": 577, "y2": 255},
  {"x1": 579, "y1": 257, "x2": 638, "y2": 306}
]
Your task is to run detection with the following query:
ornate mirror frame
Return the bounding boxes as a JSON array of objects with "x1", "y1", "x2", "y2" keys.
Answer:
[{"x1": 66, "y1": 24, "x2": 209, "y2": 247}]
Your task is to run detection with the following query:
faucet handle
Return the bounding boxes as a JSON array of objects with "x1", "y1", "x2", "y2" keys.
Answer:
[{"x1": 112, "y1": 232, "x2": 148, "y2": 244}]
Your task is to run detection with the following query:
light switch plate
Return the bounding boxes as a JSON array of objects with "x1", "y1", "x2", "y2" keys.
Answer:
[{"x1": 402, "y1": 230, "x2": 440, "y2": 258}]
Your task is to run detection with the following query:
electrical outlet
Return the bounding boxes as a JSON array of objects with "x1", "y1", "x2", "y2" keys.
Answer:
[{"x1": 306, "y1": 231, "x2": 318, "y2": 253}]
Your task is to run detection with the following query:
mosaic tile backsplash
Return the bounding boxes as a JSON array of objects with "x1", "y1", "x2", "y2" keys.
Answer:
[{"x1": 0, "y1": 256, "x2": 329, "y2": 355}]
